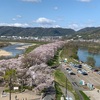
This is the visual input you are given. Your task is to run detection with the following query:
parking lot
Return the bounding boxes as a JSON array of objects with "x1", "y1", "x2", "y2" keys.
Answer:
[{"x1": 63, "y1": 63, "x2": 100, "y2": 88}]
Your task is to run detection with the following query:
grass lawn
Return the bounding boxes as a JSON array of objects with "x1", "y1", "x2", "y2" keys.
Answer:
[
  {"x1": 80, "y1": 91, "x2": 90, "y2": 100},
  {"x1": 55, "y1": 82, "x2": 63, "y2": 100},
  {"x1": 25, "y1": 44, "x2": 40, "y2": 54}
]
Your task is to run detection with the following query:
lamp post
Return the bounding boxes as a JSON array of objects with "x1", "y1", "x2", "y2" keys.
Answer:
[{"x1": 9, "y1": 77, "x2": 12, "y2": 100}]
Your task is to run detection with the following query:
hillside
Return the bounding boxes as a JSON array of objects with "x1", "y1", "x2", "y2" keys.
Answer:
[
  {"x1": 66, "y1": 27, "x2": 100, "y2": 40},
  {"x1": 0, "y1": 26, "x2": 75, "y2": 37},
  {"x1": 76, "y1": 27, "x2": 100, "y2": 39}
]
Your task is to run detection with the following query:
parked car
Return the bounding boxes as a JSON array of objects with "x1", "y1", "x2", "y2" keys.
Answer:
[
  {"x1": 68, "y1": 70, "x2": 73, "y2": 74},
  {"x1": 66, "y1": 68, "x2": 72, "y2": 71},
  {"x1": 70, "y1": 72, "x2": 76, "y2": 75},
  {"x1": 93, "y1": 69, "x2": 99, "y2": 72},
  {"x1": 73, "y1": 64, "x2": 82, "y2": 69},
  {"x1": 66, "y1": 68, "x2": 70, "y2": 70},
  {"x1": 82, "y1": 72, "x2": 88, "y2": 75},
  {"x1": 77, "y1": 70, "x2": 83, "y2": 74},
  {"x1": 77, "y1": 64, "x2": 82, "y2": 68},
  {"x1": 97, "y1": 71, "x2": 100, "y2": 75}
]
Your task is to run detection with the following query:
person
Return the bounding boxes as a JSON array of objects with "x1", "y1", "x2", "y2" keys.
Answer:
[
  {"x1": 60, "y1": 95, "x2": 64, "y2": 100},
  {"x1": 15, "y1": 95, "x2": 17, "y2": 100},
  {"x1": 97, "y1": 90, "x2": 99, "y2": 93},
  {"x1": 2, "y1": 91, "x2": 4, "y2": 95}
]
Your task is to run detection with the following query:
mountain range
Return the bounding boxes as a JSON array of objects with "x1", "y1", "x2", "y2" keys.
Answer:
[
  {"x1": 0, "y1": 26, "x2": 100, "y2": 39},
  {"x1": 0, "y1": 26, "x2": 75, "y2": 37}
]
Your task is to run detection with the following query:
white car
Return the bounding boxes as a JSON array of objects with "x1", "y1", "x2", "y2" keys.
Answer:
[
  {"x1": 78, "y1": 70, "x2": 83, "y2": 74},
  {"x1": 97, "y1": 71, "x2": 100, "y2": 75},
  {"x1": 68, "y1": 70, "x2": 73, "y2": 74}
]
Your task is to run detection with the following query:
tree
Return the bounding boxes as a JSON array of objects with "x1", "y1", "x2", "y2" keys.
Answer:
[
  {"x1": 3, "y1": 68, "x2": 17, "y2": 100},
  {"x1": 87, "y1": 56, "x2": 96, "y2": 67}
]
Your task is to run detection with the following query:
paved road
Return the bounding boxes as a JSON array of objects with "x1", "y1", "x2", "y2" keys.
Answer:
[
  {"x1": 60, "y1": 86, "x2": 75, "y2": 100},
  {"x1": 60, "y1": 63, "x2": 84, "y2": 100}
]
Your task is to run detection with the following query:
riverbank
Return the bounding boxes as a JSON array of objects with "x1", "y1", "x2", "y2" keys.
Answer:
[
  {"x1": 0, "y1": 49, "x2": 12, "y2": 56},
  {"x1": 16, "y1": 44, "x2": 36, "y2": 50}
]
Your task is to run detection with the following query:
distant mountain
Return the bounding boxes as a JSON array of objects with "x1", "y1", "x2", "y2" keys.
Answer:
[
  {"x1": 0, "y1": 26, "x2": 75, "y2": 37},
  {"x1": 76, "y1": 27, "x2": 100, "y2": 39},
  {"x1": 77, "y1": 27, "x2": 96, "y2": 33}
]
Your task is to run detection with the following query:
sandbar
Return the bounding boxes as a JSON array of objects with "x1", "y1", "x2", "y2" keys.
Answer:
[{"x1": 0, "y1": 49, "x2": 12, "y2": 56}]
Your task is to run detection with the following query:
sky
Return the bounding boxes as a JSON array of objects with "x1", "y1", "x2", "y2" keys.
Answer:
[{"x1": 0, "y1": 0, "x2": 100, "y2": 30}]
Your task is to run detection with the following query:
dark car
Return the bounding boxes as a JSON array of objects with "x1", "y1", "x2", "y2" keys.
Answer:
[
  {"x1": 70, "y1": 72, "x2": 76, "y2": 75},
  {"x1": 74, "y1": 64, "x2": 82, "y2": 69},
  {"x1": 82, "y1": 72, "x2": 88, "y2": 75},
  {"x1": 93, "y1": 69, "x2": 99, "y2": 72},
  {"x1": 78, "y1": 64, "x2": 82, "y2": 68}
]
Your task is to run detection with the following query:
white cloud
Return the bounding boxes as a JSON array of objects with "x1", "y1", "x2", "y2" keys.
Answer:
[
  {"x1": 22, "y1": 0, "x2": 41, "y2": 3},
  {"x1": 0, "y1": 23, "x2": 29, "y2": 27},
  {"x1": 12, "y1": 18, "x2": 16, "y2": 21},
  {"x1": 67, "y1": 22, "x2": 94, "y2": 30},
  {"x1": 35, "y1": 17, "x2": 56, "y2": 25},
  {"x1": 78, "y1": 0, "x2": 92, "y2": 2},
  {"x1": 54, "y1": 6, "x2": 58, "y2": 10},
  {"x1": 67, "y1": 23, "x2": 80, "y2": 30},
  {"x1": 12, "y1": 15, "x2": 22, "y2": 21},
  {"x1": 17, "y1": 15, "x2": 22, "y2": 18},
  {"x1": 53, "y1": 25, "x2": 61, "y2": 28}
]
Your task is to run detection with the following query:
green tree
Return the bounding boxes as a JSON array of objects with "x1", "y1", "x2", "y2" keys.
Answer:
[
  {"x1": 3, "y1": 68, "x2": 17, "y2": 100},
  {"x1": 87, "y1": 56, "x2": 96, "y2": 67}
]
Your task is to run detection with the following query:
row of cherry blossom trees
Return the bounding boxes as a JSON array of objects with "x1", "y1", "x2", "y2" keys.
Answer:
[
  {"x1": 0, "y1": 41, "x2": 65, "y2": 93},
  {"x1": 21, "y1": 41, "x2": 65, "y2": 68}
]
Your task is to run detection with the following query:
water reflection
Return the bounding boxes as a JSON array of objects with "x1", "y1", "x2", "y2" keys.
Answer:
[{"x1": 77, "y1": 49, "x2": 100, "y2": 67}]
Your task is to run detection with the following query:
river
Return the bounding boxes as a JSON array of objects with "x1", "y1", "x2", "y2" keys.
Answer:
[
  {"x1": 77, "y1": 49, "x2": 100, "y2": 67},
  {"x1": 1, "y1": 42, "x2": 32, "y2": 57}
]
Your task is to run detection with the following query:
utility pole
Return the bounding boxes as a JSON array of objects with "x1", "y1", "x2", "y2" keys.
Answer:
[
  {"x1": 9, "y1": 77, "x2": 12, "y2": 100},
  {"x1": 66, "y1": 77, "x2": 67, "y2": 100}
]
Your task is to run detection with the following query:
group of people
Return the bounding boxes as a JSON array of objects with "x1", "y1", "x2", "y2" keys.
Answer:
[{"x1": 15, "y1": 95, "x2": 28, "y2": 100}]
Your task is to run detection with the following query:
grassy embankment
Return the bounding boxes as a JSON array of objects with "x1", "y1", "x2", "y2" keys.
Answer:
[
  {"x1": 69, "y1": 41, "x2": 100, "y2": 54},
  {"x1": 24, "y1": 44, "x2": 40, "y2": 54},
  {"x1": 0, "y1": 42, "x2": 11, "y2": 48},
  {"x1": 60, "y1": 43, "x2": 79, "y2": 64},
  {"x1": 0, "y1": 39, "x2": 50, "y2": 44},
  {"x1": 79, "y1": 91, "x2": 90, "y2": 100}
]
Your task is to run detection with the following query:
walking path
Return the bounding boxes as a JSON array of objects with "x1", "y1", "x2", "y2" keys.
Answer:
[{"x1": 0, "y1": 87, "x2": 41, "y2": 100}]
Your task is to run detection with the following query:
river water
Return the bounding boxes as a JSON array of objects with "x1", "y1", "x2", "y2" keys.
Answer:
[
  {"x1": 77, "y1": 49, "x2": 100, "y2": 67},
  {"x1": 1, "y1": 43, "x2": 31, "y2": 57}
]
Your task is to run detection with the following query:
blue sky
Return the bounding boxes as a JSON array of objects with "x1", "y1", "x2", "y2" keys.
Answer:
[{"x1": 0, "y1": 0, "x2": 100, "y2": 30}]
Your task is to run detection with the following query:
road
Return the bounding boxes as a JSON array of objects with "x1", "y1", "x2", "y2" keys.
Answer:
[{"x1": 60, "y1": 63, "x2": 84, "y2": 100}]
